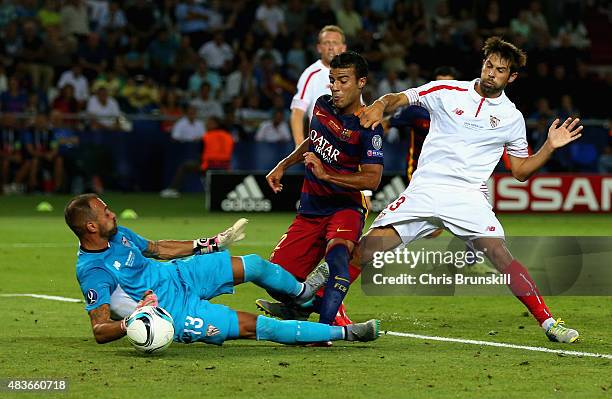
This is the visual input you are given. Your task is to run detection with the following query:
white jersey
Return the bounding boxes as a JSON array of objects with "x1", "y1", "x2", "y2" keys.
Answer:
[
  {"x1": 290, "y1": 59, "x2": 330, "y2": 120},
  {"x1": 401, "y1": 79, "x2": 528, "y2": 191}
]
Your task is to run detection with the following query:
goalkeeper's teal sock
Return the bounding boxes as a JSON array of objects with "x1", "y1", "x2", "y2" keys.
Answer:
[
  {"x1": 242, "y1": 254, "x2": 302, "y2": 297},
  {"x1": 256, "y1": 315, "x2": 344, "y2": 344}
]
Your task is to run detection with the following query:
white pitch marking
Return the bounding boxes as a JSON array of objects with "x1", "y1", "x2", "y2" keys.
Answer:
[
  {"x1": 0, "y1": 294, "x2": 83, "y2": 303},
  {"x1": 386, "y1": 331, "x2": 612, "y2": 359}
]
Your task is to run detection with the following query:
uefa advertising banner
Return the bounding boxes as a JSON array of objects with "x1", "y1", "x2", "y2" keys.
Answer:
[{"x1": 206, "y1": 171, "x2": 612, "y2": 213}]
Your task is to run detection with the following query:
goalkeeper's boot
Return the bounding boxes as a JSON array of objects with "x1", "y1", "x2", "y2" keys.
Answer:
[
  {"x1": 345, "y1": 319, "x2": 381, "y2": 342},
  {"x1": 332, "y1": 302, "x2": 353, "y2": 326},
  {"x1": 255, "y1": 299, "x2": 311, "y2": 321},
  {"x1": 545, "y1": 319, "x2": 579, "y2": 343},
  {"x1": 295, "y1": 262, "x2": 329, "y2": 305}
]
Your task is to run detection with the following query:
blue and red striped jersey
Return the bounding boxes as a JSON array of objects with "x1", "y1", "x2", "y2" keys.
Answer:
[
  {"x1": 299, "y1": 95, "x2": 384, "y2": 216},
  {"x1": 389, "y1": 105, "x2": 430, "y2": 180}
]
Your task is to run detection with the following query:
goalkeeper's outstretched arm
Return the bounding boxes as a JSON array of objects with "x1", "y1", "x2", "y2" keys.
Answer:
[
  {"x1": 142, "y1": 218, "x2": 249, "y2": 259},
  {"x1": 89, "y1": 304, "x2": 126, "y2": 344}
]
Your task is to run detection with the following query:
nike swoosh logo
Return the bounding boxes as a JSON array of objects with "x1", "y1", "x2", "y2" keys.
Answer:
[
  {"x1": 315, "y1": 110, "x2": 324, "y2": 116},
  {"x1": 336, "y1": 228, "x2": 352, "y2": 232}
]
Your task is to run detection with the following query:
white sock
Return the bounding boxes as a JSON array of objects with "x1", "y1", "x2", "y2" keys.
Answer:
[{"x1": 541, "y1": 317, "x2": 555, "y2": 331}]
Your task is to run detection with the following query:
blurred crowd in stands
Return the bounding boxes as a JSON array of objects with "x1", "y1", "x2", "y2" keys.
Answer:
[{"x1": 1, "y1": 0, "x2": 611, "y2": 194}]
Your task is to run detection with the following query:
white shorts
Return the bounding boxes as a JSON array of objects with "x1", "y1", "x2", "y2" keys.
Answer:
[{"x1": 370, "y1": 186, "x2": 504, "y2": 246}]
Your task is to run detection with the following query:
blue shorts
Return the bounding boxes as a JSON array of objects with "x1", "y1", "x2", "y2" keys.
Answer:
[
  {"x1": 177, "y1": 298, "x2": 239, "y2": 345},
  {"x1": 175, "y1": 250, "x2": 234, "y2": 300},
  {"x1": 173, "y1": 251, "x2": 239, "y2": 345}
]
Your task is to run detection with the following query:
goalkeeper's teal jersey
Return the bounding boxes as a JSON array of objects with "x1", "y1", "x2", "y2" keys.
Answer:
[{"x1": 75, "y1": 226, "x2": 190, "y2": 332}]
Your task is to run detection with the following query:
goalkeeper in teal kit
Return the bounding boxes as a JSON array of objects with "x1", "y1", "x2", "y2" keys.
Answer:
[{"x1": 66, "y1": 194, "x2": 380, "y2": 346}]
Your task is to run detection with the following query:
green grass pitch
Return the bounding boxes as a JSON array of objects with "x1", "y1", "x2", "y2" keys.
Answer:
[{"x1": 0, "y1": 194, "x2": 610, "y2": 398}]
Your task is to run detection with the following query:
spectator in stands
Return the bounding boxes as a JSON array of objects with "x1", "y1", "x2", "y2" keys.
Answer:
[
  {"x1": 1, "y1": 76, "x2": 28, "y2": 113},
  {"x1": 510, "y1": 9, "x2": 531, "y2": 42},
  {"x1": 0, "y1": 1, "x2": 18, "y2": 30},
  {"x1": 175, "y1": 0, "x2": 211, "y2": 49},
  {"x1": 170, "y1": 104, "x2": 205, "y2": 143},
  {"x1": 235, "y1": 95, "x2": 270, "y2": 138},
  {"x1": 255, "y1": 108, "x2": 290, "y2": 143},
  {"x1": 190, "y1": 82, "x2": 224, "y2": 120},
  {"x1": 432, "y1": 0, "x2": 455, "y2": 39},
  {"x1": 125, "y1": 0, "x2": 157, "y2": 43},
  {"x1": 49, "y1": 110, "x2": 81, "y2": 193},
  {"x1": 198, "y1": 31, "x2": 233, "y2": 73},
  {"x1": 599, "y1": 126, "x2": 612, "y2": 174},
  {"x1": 20, "y1": 20, "x2": 54, "y2": 91},
  {"x1": 335, "y1": 0, "x2": 362, "y2": 40},
  {"x1": 380, "y1": 31, "x2": 406, "y2": 73},
  {"x1": 306, "y1": 0, "x2": 336, "y2": 32},
  {"x1": 377, "y1": 69, "x2": 407, "y2": 99},
  {"x1": 529, "y1": 97, "x2": 555, "y2": 121},
  {"x1": 78, "y1": 32, "x2": 108, "y2": 81},
  {"x1": 478, "y1": 0, "x2": 507, "y2": 38},
  {"x1": 37, "y1": 0, "x2": 61, "y2": 28},
  {"x1": 52, "y1": 83, "x2": 79, "y2": 125},
  {"x1": 148, "y1": 28, "x2": 179, "y2": 83},
  {"x1": 525, "y1": 0, "x2": 549, "y2": 37},
  {"x1": 254, "y1": 36, "x2": 284, "y2": 67},
  {"x1": 0, "y1": 113, "x2": 29, "y2": 195},
  {"x1": 60, "y1": 0, "x2": 89, "y2": 41},
  {"x1": 188, "y1": 60, "x2": 221, "y2": 98},
  {"x1": 160, "y1": 89, "x2": 183, "y2": 134},
  {"x1": 0, "y1": 65, "x2": 6, "y2": 93},
  {"x1": 98, "y1": 1, "x2": 127, "y2": 32},
  {"x1": 86, "y1": 84, "x2": 121, "y2": 131},
  {"x1": 285, "y1": 38, "x2": 306, "y2": 81},
  {"x1": 122, "y1": 36, "x2": 147, "y2": 76},
  {"x1": 0, "y1": 21, "x2": 21, "y2": 70},
  {"x1": 161, "y1": 115, "x2": 233, "y2": 198},
  {"x1": 254, "y1": 52, "x2": 293, "y2": 109},
  {"x1": 285, "y1": 0, "x2": 306, "y2": 37},
  {"x1": 57, "y1": 62, "x2": 89, "y2": 109},
  {"x1": 121, "y1": 75, "x2": 160, "y2": 113},
  {"x1": 44, "y1": 25, "x2": 78, "y2": 78},
  {"x1": 92, "y1": 66, "x2": 125, "y2": 98},
  {"x1": 174, "y1": 35, "x2": 199, "y2": 84},
  {"x1": 255, "y1": 0, "x2": 287, "y2": 38},
  {"x1": 23, "y1": 113, "x2": 63, "y2": 192},
  {"x1": 556, "y1": 94, "x2": 580, "y2": 120},
  {"x1": 223, "y1": 59, "x2": 256, "y2": 103}
]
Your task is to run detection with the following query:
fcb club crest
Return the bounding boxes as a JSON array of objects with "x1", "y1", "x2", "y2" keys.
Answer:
[
  {"x1": 490, "y1": 115, "x2": 500, "y2": 128},
  {"x1": 340, "y1": 128, "x2": 352, "y2": 141}
]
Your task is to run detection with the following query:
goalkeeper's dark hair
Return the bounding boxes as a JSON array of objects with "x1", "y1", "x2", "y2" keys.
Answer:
[
  {"x1": 65, "y1": 193, "x2": 99, "y2": 238},
  {"x1": 482, "y1": 36, "x2": 527, "y2": 73},
  {"x1": 330, "y1": 51, "x2": 369, "y2": 80}
]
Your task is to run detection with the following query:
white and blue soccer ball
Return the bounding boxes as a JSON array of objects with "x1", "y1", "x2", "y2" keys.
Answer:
[{"x1": 126, "y1": 306, "x2": 174, "y2": 354}]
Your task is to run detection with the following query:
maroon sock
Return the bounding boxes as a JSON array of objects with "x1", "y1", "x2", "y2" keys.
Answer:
[
  {"x1": 348, "y1": 263, "x2": 361, "y2": 283},
  {"x1": 503, "y1": 260, "x2": 552, "y2": 324}
]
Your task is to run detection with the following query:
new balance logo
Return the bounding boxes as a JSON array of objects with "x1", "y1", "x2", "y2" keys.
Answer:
[
  {"x1": 452, "y1": 108, "x2": 464, "y2": 115},
  {"x1": 371, "y1": 176, "x2": 406, "y2": 212},
  {"x1": 221, "y1": 175, "x2": 272, "y2": 212}
]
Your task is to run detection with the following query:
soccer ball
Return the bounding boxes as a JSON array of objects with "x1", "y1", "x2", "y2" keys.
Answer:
[{"x1": 125, "y1": 306, "x2": 174, "y2": 354}]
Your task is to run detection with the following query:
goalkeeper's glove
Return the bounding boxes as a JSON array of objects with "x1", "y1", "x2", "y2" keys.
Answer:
[{"x1": 193, "y1": 218, "x2": 248, "y2": 255}]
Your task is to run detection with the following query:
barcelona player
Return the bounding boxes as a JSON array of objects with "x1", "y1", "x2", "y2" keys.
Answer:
[{"x1": 259, "y1": 51, "x2": 384, "y2": 328}]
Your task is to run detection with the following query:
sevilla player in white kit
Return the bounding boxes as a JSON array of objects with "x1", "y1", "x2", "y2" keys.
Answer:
[{"x1": 358, "y1": 37, "x2": 582, "y2": 343}]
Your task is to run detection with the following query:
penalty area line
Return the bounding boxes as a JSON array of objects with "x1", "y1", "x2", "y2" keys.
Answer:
[
  {"x1": 0, "y1": 294, "x2": 83, "y2": 303},
  {"x1": 386, "y1": 331, "x2": 612, "y2": 360}
]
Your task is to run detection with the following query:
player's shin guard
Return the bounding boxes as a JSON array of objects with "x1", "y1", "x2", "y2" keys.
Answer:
[
  {"x1": 503, "y1": 260, "x2": 552, "y2": 324},
  {"x1": 256, "y1": 315, "x2": 344, "y2": 344},
  {"x1": 319, "y1": 245, "x2": 350, "y2": 325},
  {"x1": 242, "y1": 254, "x2": 302, "y2": 297}
]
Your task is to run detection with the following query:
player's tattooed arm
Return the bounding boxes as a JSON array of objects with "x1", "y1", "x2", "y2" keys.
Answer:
[
  {"x1": 143, "y1": 240, "x2": 195, "y2": 260},
  {"x1": 89, "y1": 304, "x2": 126, "y2": 344},
  {"x1": 359, "y1": 93, "x2": 409, "y2": 129}
]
